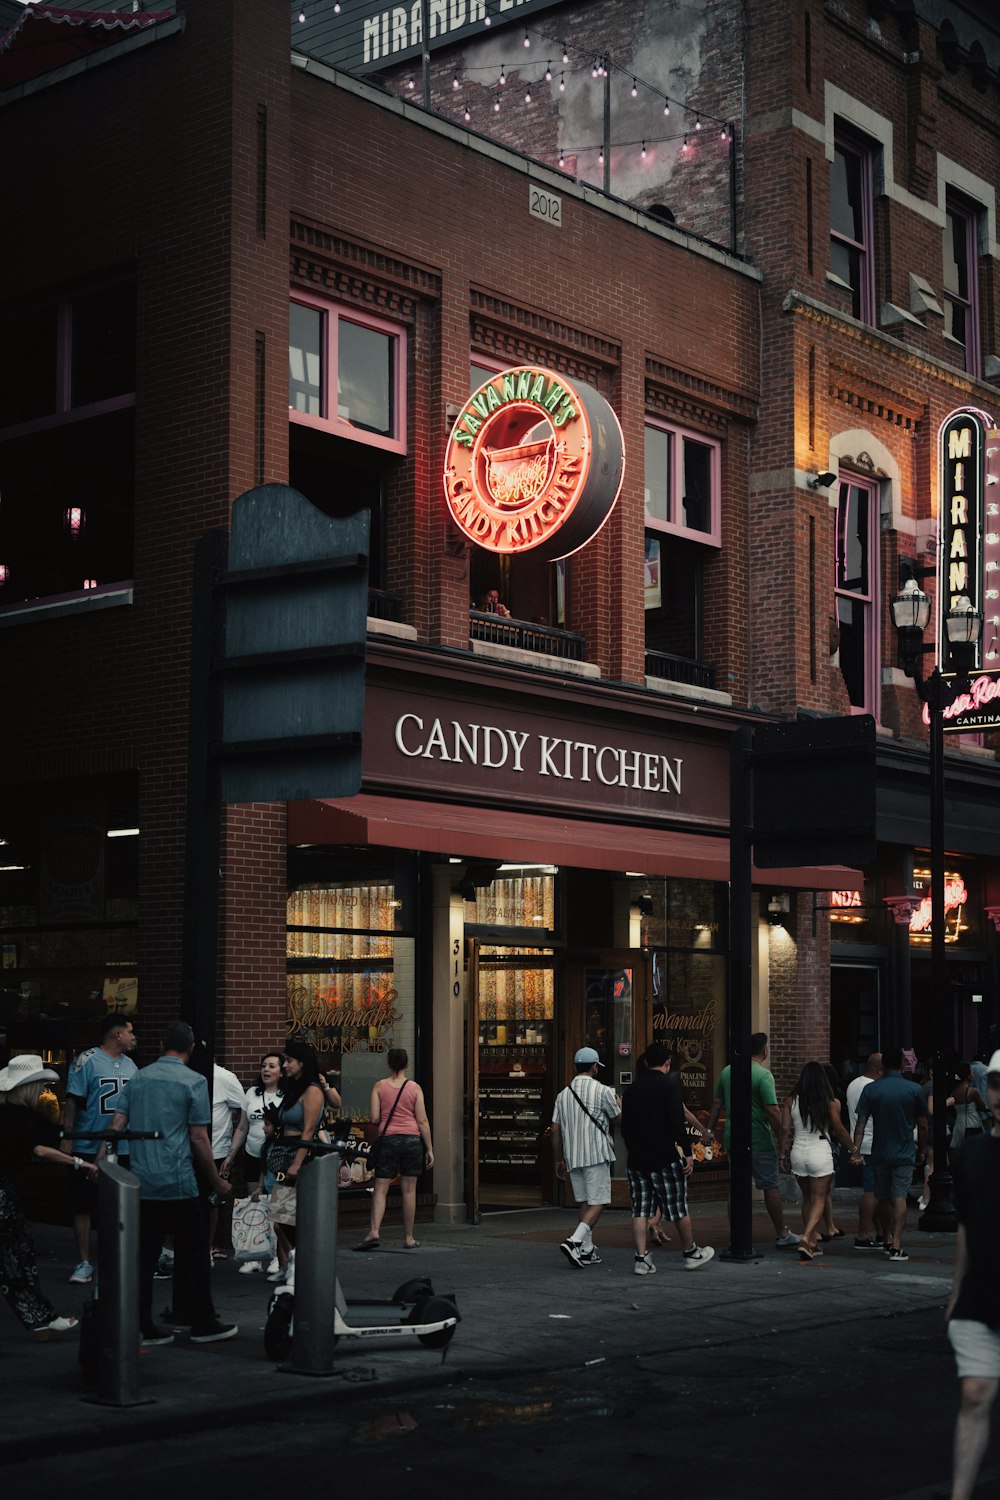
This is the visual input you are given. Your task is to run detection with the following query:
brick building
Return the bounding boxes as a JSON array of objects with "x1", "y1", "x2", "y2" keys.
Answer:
[{"x1": 1, "y1": 0, "x2": 999, "y2": 1218}]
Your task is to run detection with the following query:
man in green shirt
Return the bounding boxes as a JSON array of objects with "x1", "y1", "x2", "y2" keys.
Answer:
[{"x1": 707, "y1": 1032, "x2": 800, "y2": 1248}]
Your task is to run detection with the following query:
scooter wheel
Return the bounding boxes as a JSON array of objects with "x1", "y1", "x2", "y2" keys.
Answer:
[
  {"x1": 392, "y1": 1276, "x2": 434, "y2": 1306},
  {"x1": 410, "y1": 1295, "x2": 459, "y2": 1350},
  {"x1": 264, "y1": 1294, "x2": 293, "y2": 1362}
]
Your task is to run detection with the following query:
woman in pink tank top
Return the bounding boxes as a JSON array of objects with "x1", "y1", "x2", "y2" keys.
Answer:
[{"x1": 354, "y1": 1049, "x2": 434, "y2": 1252}]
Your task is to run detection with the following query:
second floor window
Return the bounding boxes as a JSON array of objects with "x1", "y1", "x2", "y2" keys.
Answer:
[
  {"x1": 644, "y1": 421, "x2": 720, "y2": 681},
  {"x1": 944, "y1": 195, "x2": 980, "y2": 377},
  {"x1": 835, "y1": 475, "x2": 879, "y2": 714},
  {"x1": 830, "y1": 129, "x2": 876, "y2": 325},
  {"x1": 0, "y1": 274, "x2": 136, "y2": 608},
  {"x1": 289, "y1": 295, "x2": 406, "y2": 455},
  {"x1": 644, "y1": 421, "x2": 720, "y2": 544}
]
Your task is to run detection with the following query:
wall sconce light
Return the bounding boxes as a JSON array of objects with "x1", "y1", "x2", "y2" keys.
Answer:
[
  {"x1": 807, "y1": 471, "x2": 837, "y2": 490},
  {"x1": 458, "y1": 878, "x2": 477, "y2": 902},
  {"x1": 767, "y1": 892, "x2": 790, "y2": 925}
]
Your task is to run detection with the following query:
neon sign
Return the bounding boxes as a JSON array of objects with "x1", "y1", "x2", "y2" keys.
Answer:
[
  {"x1": 938, "y1": 407, "x2": 1000, "y2": 732},
  {"x1": 909, "y1": 871, "x2": 968, "y2": 942},
  {"x1": 443, "y1": 366, "x2": 625, "y2": 560}
]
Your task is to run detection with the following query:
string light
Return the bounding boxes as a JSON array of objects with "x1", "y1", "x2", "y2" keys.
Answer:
[
  {"x1": 499, "y1": 64, "x2": 506, "y2": 85},
  {"x1": 720, "y1": 125, "x2": 729, "y2": 141},
  {"x1": 298, "y1": 8, "x2": 305, "y2": 21},
  {"x1": 663, "y1": 98, "x2": 670, "y2": 116},
  {"x1": 333, "y1": 1, "x2": 340, "y2": 11},
  {"x1": 640, "y1": 140, "x2": 647, "y2": 159},
  {"x1": 559, "y1": 72, "x2": 565, "y2": 92},
  {"x1": 523, "y1": 28, "x2": 530, "y2": 47},
  {"x1": 406, "y1": 76, "x2": 415, "y2": 90},
  {"x1": 695, "y1": 114, "x2": 702, "y2": 130},
  {"x1": 562, "y1": 44, "x2": 569, "y2": 64},
  {"x1": 558, "y1": 150, "x2": 565, "y2": 167},
  {"x1": 493, "y1": 91, "x2": 501, "y2": 112},
  {"x1": 591, "y1": 59, "x2": 599, "y2": 78},
  {"x1": 598, "y1": 146, "x2": 604, "y2": 165},
  {"x1": 631, "y1": 78, "x2": 638, "y2": 97},
  {"x1": 464, "y1": 100, "x2": 471, "y2": 122},
  {"x1": 682, "y1": 133, "x2": 689, "y2": 151},
  {"x1": 484, "y1": 10, "x2": 491, "y2": 25},
  {"x1": 544, "y1": 60, "x2": 552, "y2": 82},
  {"x1": 525, "y1": 87, "x2": 531, "y2": 103},
  {"x1": 452, "y1": 74, "x2": 460, "y2": 90}
]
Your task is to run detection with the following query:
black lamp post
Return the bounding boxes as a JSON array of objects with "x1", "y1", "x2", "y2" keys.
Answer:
[{"x1": 891, "y1": 578, "x2": 981, "y2": 1233}]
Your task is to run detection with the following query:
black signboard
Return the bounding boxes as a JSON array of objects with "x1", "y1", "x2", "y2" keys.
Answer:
[
  {"x1": 752, "y1": 715, "x2": 877, "y2": 869},
  {"x1": 291, "y1": 0, "x2": 566, "y2": 77}
]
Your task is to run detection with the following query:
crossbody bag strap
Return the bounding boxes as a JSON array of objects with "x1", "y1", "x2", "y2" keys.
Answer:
[
  {"x1": 568, "y1": 1081, "x2": 609, "y2": 1139},
  {"x1": 378, "y1": 1080, "x2": 410, "y2": 1139}
]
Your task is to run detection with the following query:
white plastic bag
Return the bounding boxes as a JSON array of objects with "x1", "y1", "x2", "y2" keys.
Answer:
[{"x1": 231, "y1": 1195, "x2": 277, "y2": 1263}]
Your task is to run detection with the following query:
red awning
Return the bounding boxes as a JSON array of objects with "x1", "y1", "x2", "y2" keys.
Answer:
[
  {"x1": 287, "y1": 794, "x2": 863, "y2": 891},
  {"x1": 0, "y1": 6, "x2": 173, "y2": 88}
]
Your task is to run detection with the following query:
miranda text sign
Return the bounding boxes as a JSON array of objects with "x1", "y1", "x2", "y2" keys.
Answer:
[{"x1": 939, "y1": 407, "x2": 1000, "y2": 732}]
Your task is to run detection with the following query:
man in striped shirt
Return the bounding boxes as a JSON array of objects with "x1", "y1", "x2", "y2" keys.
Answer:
[{"x1": 550, "y1": 1047, "x2": 621, "y2": 1267}]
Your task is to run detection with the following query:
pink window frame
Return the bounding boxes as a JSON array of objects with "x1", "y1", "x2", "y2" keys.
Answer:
[
  {"x1": 289, "y1": 291, "x2": 407, "y2": 456},
  {"x1": 830, "y1": 130, "x2": 876, "y2": 327},
  {"x1": 943, "y1": 193, "x2": 981, "y2": 378},
  {"x1": 643, "y1": 419, "x2": 721, "y2": 547},
  {"x1": 834, "y1": 473, "x2": 880, "y2": 718},
  {"x1": 0, "y1": 274, "x2": 136, "y2": 442}
]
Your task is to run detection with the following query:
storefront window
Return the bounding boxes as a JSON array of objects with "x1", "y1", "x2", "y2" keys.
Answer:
[
  {"x1": 286, "y1": 852, "x2": 416, "y2": 1166},
  {"x1": 642, "y1": 878, "x2": 727, "y2": 1170},
  {"x1": 908, "y1": 862, "x2": 979, "y2": 947}
]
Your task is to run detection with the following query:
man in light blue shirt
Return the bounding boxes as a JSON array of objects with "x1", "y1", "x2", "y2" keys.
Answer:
[
  {"x1": 61, "y1": 1014, "x2": 138, "y2": 1285},
  {"x1": 111, "y1": 1021, "x2": 236, "y2": 1346}
]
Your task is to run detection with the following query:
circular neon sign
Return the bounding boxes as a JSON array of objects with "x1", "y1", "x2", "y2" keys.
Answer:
[{"x1": 443, "y1": 366, "x2": 625, "y2": 560}]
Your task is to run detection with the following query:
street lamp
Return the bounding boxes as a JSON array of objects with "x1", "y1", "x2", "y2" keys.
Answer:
[{"x1": 891, "y1": 577, "x2": 981, "y2": 1233}]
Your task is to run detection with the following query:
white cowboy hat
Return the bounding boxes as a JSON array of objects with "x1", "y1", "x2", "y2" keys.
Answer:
[{"x1": 0, "y1": 1053, "x2": 60, "y2": 1092}]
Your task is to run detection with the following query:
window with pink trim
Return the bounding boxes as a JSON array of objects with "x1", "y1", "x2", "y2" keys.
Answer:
[
  {"x1": 835, "y1": 474, "x2": 880, "y2": 715},
  {"x1": 830, "y1": 128, "x2": 876, "y2": 326},
  {"x1": 943, "y1": 193, "x2": 981, "y2": 378},
  {"x1": 289, "y1": 294, "x2": 406, "y2": 455},
  {"x1": 644, "y1": 421, "x2": 720, "y2": 545},
  {"x1": 0, "y1": 274, "x2": 135, "y2": 608}
]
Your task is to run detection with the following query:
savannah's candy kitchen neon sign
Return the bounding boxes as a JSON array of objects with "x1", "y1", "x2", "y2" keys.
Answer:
[{"x1": 443, "y1": 366, "x2": 625, "y2": 561}]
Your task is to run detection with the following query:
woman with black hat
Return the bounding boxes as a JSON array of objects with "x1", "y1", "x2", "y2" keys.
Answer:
[{"x1": 0, "y1": 1053, "x2": 99, "y2": 1338}]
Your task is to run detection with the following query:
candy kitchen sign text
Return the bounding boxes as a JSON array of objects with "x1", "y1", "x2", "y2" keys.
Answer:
[{"x1": 394, "y1": 713, "x2": 683, "y2": 795}]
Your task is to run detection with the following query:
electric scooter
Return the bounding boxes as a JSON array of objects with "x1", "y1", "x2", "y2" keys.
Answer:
[{"x1": 263, "y1": 1137, "x2": 460, "y2": 1364}]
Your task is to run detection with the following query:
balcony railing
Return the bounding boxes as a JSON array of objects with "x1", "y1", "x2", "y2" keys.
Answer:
[
  {"x1": 367, "y1": 588, "x2": 401, "y2": 623},
  {"x1": 645, "y1": 650, "x2": 716, "y2": 690},
  {"x1": 470, "y1": 610, "x2": 585, "y2": 661}
]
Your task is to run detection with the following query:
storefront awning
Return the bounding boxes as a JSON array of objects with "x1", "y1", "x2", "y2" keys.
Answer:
[{"x1": 287, "y1": 794, "x2": 863, "y2": 891}]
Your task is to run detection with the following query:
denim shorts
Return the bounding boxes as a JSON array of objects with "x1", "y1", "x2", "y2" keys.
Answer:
[
  {"x1": 374, "y1": 1133, "x2": 424, "y2": 1180},
  {"x1": 861, "y1": 1156, "x2": 876, "y2": 1194},
  {"x1": 949, "y1": 1319, "x2": 1000, "y2": 1380},
  {"x1": 751, "y1": 1150, "x2": 779, "y2": 1191},
  {"x1": 872, "y1": 1161, "x2": 914, "y2": 1200}
]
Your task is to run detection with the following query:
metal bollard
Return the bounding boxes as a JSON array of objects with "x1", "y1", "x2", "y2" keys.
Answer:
[
  {"x1": 84, "y1": 1158, "x2": 148, "y2": 1407},
  {"x1": 287, "y1": 1148, "x2": 340, "y2": 1376}
]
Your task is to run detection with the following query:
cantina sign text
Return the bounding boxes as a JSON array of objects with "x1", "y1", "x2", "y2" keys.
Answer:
[{"x1": 938, "y1": 407, "x2": 1000, "y2": 732}]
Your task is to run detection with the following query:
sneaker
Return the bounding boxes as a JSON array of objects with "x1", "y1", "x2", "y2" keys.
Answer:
[
  {"x1": 577, "y1": 1247, "x2": 602, "y2": 1265},
  {"x1": 238, "y1": 1260, "x2": 263, "y2": 1275},
  {"x1": 266, "y1": 1257, "x2": 280, "y2": 1276},
  {"x1": 853, "y1": 1237, "x2": 880, "y2": 1249},
  {"x1": 155, "y1": 1252, "x2": 174, "y2": 1279},
  {"x1": 190, "y1": 1320, "x2": 238, "y2": 1344},
  {"x1": 266, "y1": 1267, "x2": 286, "y2": 1284},
  {"x1": 634, "y1": 1253, "x2": 656, "y2": 1276},
  {"x1": 886, "y1": 1247, "x2": 909, "y2": 1262},
  {"x1": 683, "y1": 1244, "x2": 716, "y2": 1270},
  {"x1": 32, "y1": 1316, "x2": 79, "y2": 1339},
  {"x1": 559, "y1": 1238, "x2": 583, "y2": 1267},
  {"x1": 774, "y1": 1232, "x2": 801, "y2": 1248},
  {"x1": 141, "y1": 1326, "x2": 175, "y2": 1346},
  {"x1": 69, "y1": 1260, "x2": 93, "y2": 1285}
]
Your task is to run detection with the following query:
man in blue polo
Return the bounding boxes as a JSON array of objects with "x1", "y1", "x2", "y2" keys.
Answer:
[
  {"x1": 111, "y1": 1020, "x2": 236, "y2": 1346},
  {"x1": 852, "y1": 1043, "x2": 927, "y2": 1262}
]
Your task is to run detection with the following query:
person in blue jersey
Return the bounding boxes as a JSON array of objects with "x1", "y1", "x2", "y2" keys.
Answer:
[{"x1": 60, "y1": 1013, "x2": 138, "y2": 1284}]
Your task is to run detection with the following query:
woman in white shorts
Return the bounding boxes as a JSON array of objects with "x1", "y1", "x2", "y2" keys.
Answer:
[{"x1": 780, "y1": 1061, "x2": 857, "y2": 1261}]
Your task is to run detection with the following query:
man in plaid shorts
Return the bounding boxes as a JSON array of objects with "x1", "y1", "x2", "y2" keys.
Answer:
[{"x1": 621, "y1": 1042, "x2": 715, "y2": 1275}]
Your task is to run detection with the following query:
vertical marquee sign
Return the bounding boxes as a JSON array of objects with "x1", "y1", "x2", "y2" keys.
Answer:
[{"x1": 939, "y1": 406, "x2": 1000, "y2": 733}]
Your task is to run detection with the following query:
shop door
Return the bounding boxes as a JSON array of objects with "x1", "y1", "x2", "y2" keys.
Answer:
[
  {"x1": 564, "y1": 952, "x2": 651, "y2": 1209},
  {"x1": 467, "y1": 940, "x2": 557, "y2": 1214}
]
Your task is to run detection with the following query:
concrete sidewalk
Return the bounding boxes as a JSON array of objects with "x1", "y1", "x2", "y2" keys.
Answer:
[{"x1": 0, "y1": 1197, "x2": 956, "y2": 1461}]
